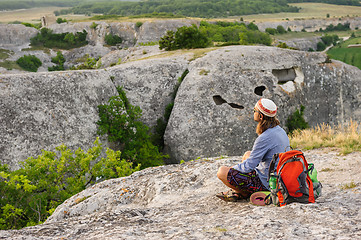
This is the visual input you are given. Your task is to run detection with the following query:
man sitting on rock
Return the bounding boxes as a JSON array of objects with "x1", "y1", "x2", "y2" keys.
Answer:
[{"x1": 216, "y1": 98, "x2": 290, "y2": 202}]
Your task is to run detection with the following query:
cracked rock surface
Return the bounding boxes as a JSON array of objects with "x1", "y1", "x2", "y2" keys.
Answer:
[{"x1": 1, "y1": 148, "x2": 360, "y2": 239}]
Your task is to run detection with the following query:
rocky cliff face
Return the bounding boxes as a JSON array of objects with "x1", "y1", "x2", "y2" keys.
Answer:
[
  {"x1": 257, "y1": 17, "x2": 361, "y2": 32},
  {"x1": 0, "y1": 56, "x2": 187, "y2": 169},
  {"x1": 163, "y1": 46, "x2": 361, "y2": 162},
  {"x1": 1, "y1": 149, "x2": 360, "y2": 239},
  {"x1": 1, "y1": 46, "x2": 361, "y2": 168}
]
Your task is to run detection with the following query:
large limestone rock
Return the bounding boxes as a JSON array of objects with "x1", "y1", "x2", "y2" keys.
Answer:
[
  {"x1": 0, "y1": 70, "x2": 117, "y2": 169},
  {"x1": 137, "y1": 19, "x2": 199, "y2": 44},
  {"x1": 164, "y1": 46, "x2": 361, "y2": 162},
  {"x1": 107, "y1": 57, "x2": 189, "y2": 129},
  {"x1": 0, "y1": 57, "x2": 188, "y2": 169},
  {"x1": 1, "y1": 149, "x2": 360, "y2": 239},
  {"x1": 0, "y1": 24, "x2": 38, "y2": 48}
]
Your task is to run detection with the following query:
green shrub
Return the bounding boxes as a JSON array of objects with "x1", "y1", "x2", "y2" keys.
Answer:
[
  {"x1": 317, "y1": 41, "x2": 326, "y2": 51},
  {"x1": 90, "y1": 22, "x2": 98, "y2": 29},
  {"x1": 16, "y1": 55, "x2": 42, "y2": 72},
  {"x1": 265, "y1": 28, "x2": 277, "y2": 35},
  {"x1": 239, "y1": 29, "x2": 272, "y2": 46},
  {"x1": 104, "y1": 33, "x2": 122, "y2": 45},
  {"x1": 159, "y1": 24, "x2": 210, "y2": 51},
  {"x1": 56, "y1": 18, "x2": 67, "y2": 24},
  {"x1": 30, "y1": 28, "x2": 88, "y2": 50},
  {"x1": 286, "y1": 105, "x2": 310, "y2": 133},
  {"x1": 135, "y1": 22, "x2": 143, "y2": 28},
  {"x1": 21, "y1": 22, "x2": 41, "y2": 29},
  {"x1": 48, "y1": 51, "x2": 65, "y2": 71},
  {"x1": 71, "y1": 55, "x2": 100, "y2": 70},
  {"x1": 97, "y1": 86, "x2": 167, "y2": 169},
  {"x1": 0, "y1": 138, "x2": 140, "y2": 230},
  {"x1": 276, "y1": 25, "x2": 287, "y2": 34}
]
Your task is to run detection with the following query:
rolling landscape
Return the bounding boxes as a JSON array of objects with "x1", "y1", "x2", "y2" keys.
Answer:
[{"x1": 0, "y1": 0, "x2": 361, "y2": 239}]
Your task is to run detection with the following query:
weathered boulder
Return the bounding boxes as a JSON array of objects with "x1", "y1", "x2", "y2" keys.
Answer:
[
  {"x1": 0, "y1": 149, "x2": 360, "y2": 239},
  {"x1": 0, "y1": 70, "x2": 117, "y2": 169},
  {"x1": 164, "y1": 46, "x2": 361, "y2": 162},
  {"x1": 136, "y1": 19, "x2": 199, "y2": 44},
  {"x1": 0, "y1": 24, "x2": 38, "y2": 48},
  {"x1": 0, "y1": 57, "x2": 188, "y2": 169},
  {"x1": 277, "y1": 36, "x2": 321, "y2": 51},
  {"x1": 107, "y1": 57, "x2": 189, "y2": 129}
]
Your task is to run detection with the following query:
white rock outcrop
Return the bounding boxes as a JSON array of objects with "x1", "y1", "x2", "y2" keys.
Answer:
[{"x1": 0, "y1": 149, "x2": 360, "y2": 239}]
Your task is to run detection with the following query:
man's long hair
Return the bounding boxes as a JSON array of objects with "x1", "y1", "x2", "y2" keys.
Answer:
[{"x1": 256, "y1": 114, "x2": 280, "y2": 135}]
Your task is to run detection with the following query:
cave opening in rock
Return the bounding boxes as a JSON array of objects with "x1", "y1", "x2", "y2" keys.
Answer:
[
  {"x1": 228, "y1": 103, "x2": 244, "y2": 109},
  {"x1": 213, "y1": 95, "x2": 244, "y2": 109},
  {"x1": 272, "y1": 68, "x2": 296, "y2": 84},
  {"x1": 254, "y1": 86, "x2": 266, "y2": 96},
  {"x1": 213, "y1": 95, "x2": 227, "y2": 105}
]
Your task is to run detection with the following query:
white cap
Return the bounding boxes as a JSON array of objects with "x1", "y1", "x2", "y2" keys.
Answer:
[{"x1": 255, "y1": 98, "x2": 277, "y2": 117}]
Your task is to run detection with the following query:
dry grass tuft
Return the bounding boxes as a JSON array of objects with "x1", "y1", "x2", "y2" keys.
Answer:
[{"x1": 289, "y1": 120, "x2": 361, "y2": 154}]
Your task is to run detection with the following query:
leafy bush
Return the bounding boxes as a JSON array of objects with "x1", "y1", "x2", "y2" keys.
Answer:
[
  {"x1": 136, "y1": 22, "x2": 143, "y2": 28},
  {"x1": 104, "y1": 33, "x2": 122, "y2": 46},
  {"x1": 90, "y1": 22, "x2": 98, "y2": 29},
  {"x1": 21, "y1": 22, "x2": 41, "y2": 29},
  {"x1": 276, "y1": 25, "x2": 287, "y2": 34},
  {"x1": 97, "y1": 86, "x2": 167, "y2": 169},
  {"x1": 48, "y1": 51, "x2": 65, "y2": 71},
  {"x1": 16, "y1": 55, "x2": 42, "y2": 72},
  {"x1": 159, "y1": 24, "x2": 210, "y2": 51},
  {"x1": 31, "y1": 28, "x2": 88, "y2": 49},
  {"x1": 265, "y1": 28, "x2": 278, "y2": 35},
  {"x1": 71, "y1": 55, "x2": 100, "y2": 70},
  {"x1": 321, "y1": 34, "x2": 339, "y2": 46},
  {"x1": 239, "y1": 29, "x2": 272, "y2": 46},
  {"x1": 286, "y1": 105, "x2": 310, "y2": 133},
  {"x1": 56, "y1": 18, "x2": 67, "y2": 24},
  {"x1": 0, "y1": 138, "x2": 140, "y2": 230},
  {"x1": 317, "y1": 41, "x2": 326, "y2": 51}
]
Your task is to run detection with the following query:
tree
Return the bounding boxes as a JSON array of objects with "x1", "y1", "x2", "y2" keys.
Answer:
[
  {"x1": 159, "y1": 30, "x2": 177, "y2": 50},
  {"x1": 96, "y1": 86, "x2": 166, "y2": 168},
  {"x1": 317, "y1": 41, "x2": 326, "y2": 51},
  {"x1": 104, "y1": 33, "x2": 122, "y2": 45},
  {"x1": 48, "y1": 51, "x2": 65, "y2": 71},
  {"x1": 159, "y1": 25, "x2": 210, "y2": 51},
  {"x1": 16, "y1": 55, "x2": 42, "y2": 72},
  {"x1": 265, "y1": 28, "x2": 278, "y2": 35},
  {"x1": 174, "y1": 24, "x2": 210, "y2": 49},
  {"x1": 276, "y1": 25, "x2": 286, "y2": 34},
  {"x1": 239, "y1": 29, "x2": 272, "y2": 46},
  {"x1": 0, "y1": 139, "x2": 140, "y2": 230}
]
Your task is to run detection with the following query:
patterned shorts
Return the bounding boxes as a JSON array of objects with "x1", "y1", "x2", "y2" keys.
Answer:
[{"x1": 227, "y1": 168, "x2": 268, "y2": 195}]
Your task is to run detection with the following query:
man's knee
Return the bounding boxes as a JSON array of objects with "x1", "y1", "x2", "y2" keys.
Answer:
[{"x1": 217, "y1": 166, "x2": 230, "y2": 180}]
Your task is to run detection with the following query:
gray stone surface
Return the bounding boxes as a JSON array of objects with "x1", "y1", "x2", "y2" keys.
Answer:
[
  {"x1": 1, "y1": 149, "x2": 360, "y2": 239},
  {"x1": 137, "y1": 19, "x2": 199, "y2": 44},
  {"x1": 0, "y1": 57, "x2": 188, "y2": 169},
  {"x1": 257, "y1": 17, "x2": 361, "y2": 32},
  {"x1": 164, "y1": 46, "x2": 361, "y2": 162},
  {"x1": 107, "y1": 57, "x2": 189, "y2": 129},
  {"x1": 0, "y1": 70, "x2": 117, "y2": 169}
]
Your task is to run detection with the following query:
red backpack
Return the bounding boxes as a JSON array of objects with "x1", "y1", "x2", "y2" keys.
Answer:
[{"x1": 268, "y1": 150, "x2": 317, "y2": 206}]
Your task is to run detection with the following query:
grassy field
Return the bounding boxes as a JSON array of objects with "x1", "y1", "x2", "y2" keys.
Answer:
[
  {"x1": 289, "y1": 120, "x2": 361, "y2": 155},
  {"x1": 327, "y1": 36, "x2": 361, "y2": 70},
  {"x1": 236, "y1": 3, "x2": 361, "y2": 23},
  {"x1": 1, "y1": 3, "x2": 361, "y2": 24}
]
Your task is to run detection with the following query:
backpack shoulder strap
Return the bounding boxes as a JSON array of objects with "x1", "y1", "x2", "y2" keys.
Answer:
[{"x1": 268, "y1": 153, "x2": 279, "y2": 181}]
